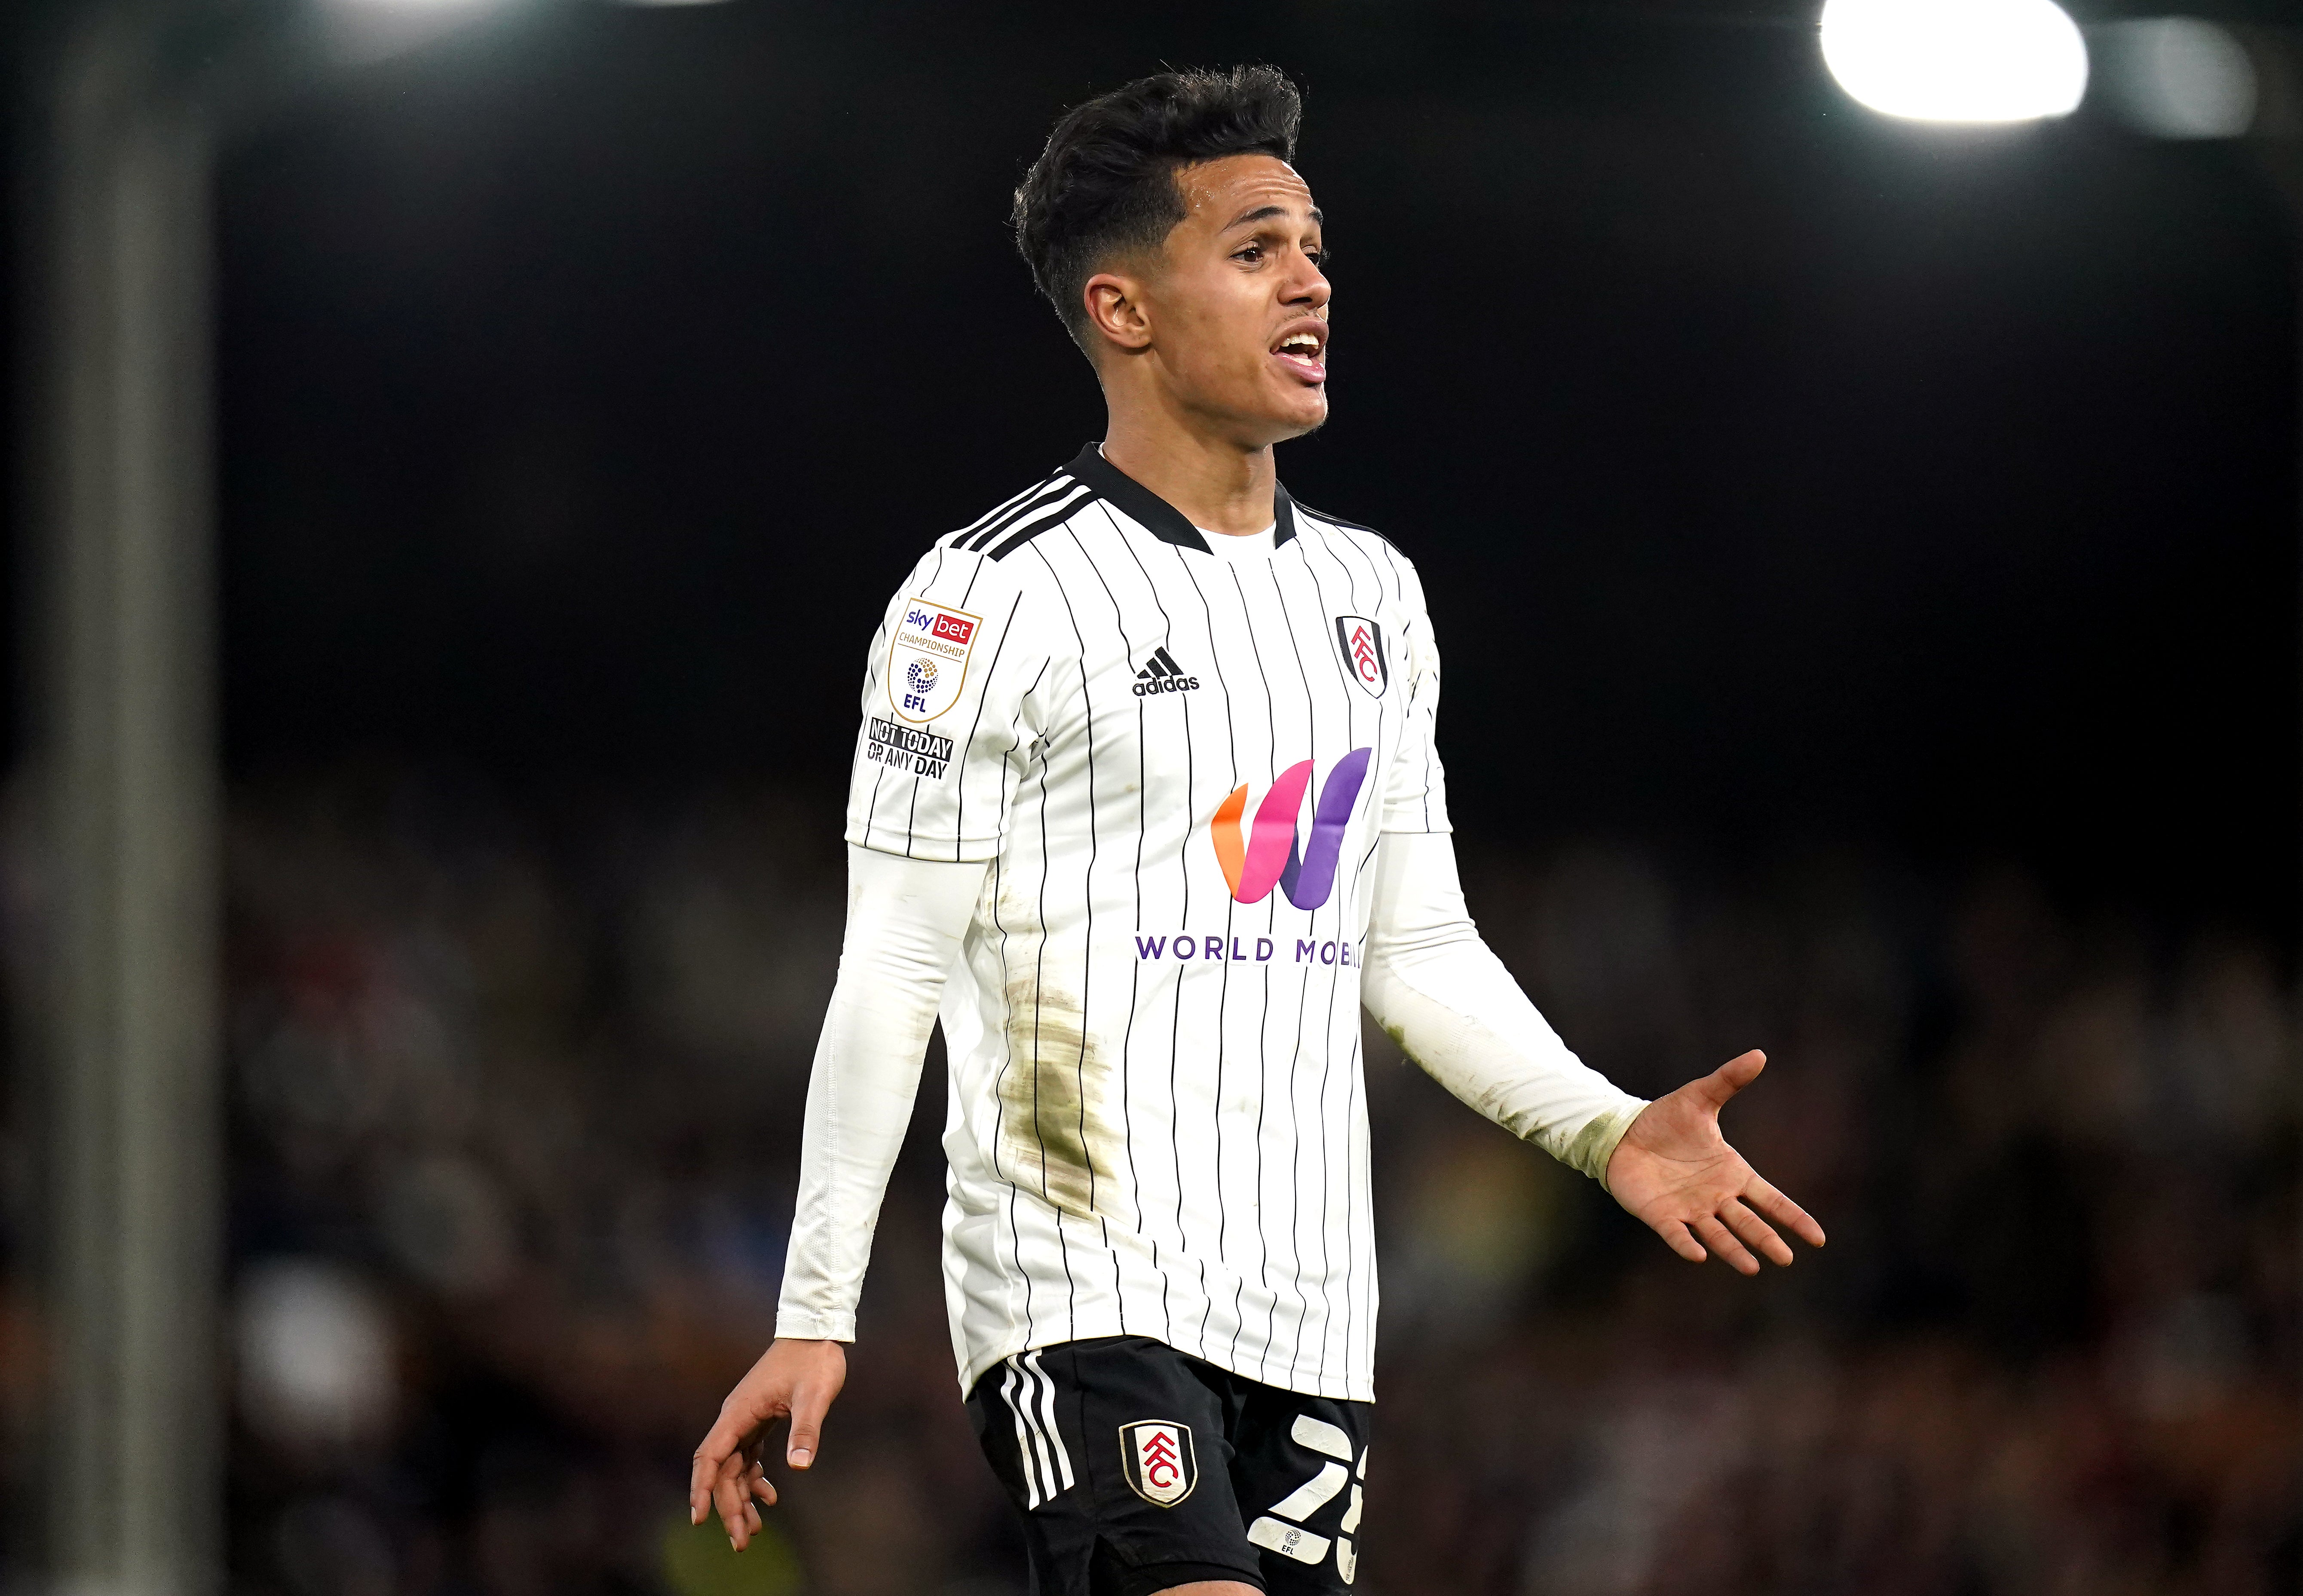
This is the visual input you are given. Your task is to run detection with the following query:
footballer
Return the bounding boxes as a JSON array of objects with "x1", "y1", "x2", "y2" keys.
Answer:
[{"x1": 691, "y1": 65, "x2": 1824, "y2": 1596}]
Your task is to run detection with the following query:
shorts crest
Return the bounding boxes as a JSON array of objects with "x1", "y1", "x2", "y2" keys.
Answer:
[{"x1": 1117, "y1": 1419, "x2": 1197, "y2": 1507}]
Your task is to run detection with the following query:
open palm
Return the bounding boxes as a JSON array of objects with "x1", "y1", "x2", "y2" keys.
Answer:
[{"x1": 1605, "y1": 1050, "x2": 1826, "y2": 1274}]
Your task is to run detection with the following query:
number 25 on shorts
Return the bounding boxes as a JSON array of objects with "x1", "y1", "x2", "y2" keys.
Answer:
[{"x1": 1246, "y1": 1415, "x2": 1367, "y2": 1582}]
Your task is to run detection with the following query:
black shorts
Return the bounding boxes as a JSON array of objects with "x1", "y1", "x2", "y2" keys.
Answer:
[{"x1": 965, "y1": 1336, "x2": 1372, "y2": 1596}]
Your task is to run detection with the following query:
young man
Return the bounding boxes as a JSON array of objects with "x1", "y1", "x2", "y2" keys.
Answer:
[{"x1": 691, "y1": 66, "x2": 1823, "y2": 1596}]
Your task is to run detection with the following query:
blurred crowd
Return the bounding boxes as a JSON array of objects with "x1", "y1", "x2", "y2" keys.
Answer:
[{"x1": 3, "y1": 769, "x2": 2297, "y2": 1594}]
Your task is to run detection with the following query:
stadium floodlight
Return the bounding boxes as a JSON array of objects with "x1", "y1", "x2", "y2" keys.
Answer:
[{"x1": 1821, "y1": 0, "x2": 2090, "y2": 123}]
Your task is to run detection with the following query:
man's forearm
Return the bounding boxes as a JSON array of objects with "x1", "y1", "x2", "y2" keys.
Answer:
[
  {"x1": 1360, "y1": 831, "x2": 1648, "y2": 1186},
  {"x1": 775, "y1": 845, "x2": 989, "y2": 1341}
]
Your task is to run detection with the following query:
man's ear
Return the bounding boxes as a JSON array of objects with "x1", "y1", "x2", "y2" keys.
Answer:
[{"x1": 1082, "y1": 269, "x2": 1154, "y2": 356}]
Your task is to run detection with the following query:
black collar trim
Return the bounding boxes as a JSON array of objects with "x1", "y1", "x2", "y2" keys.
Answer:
[{"x1": 1063, "y1": 444, "x2": 1297, "y2": 552}]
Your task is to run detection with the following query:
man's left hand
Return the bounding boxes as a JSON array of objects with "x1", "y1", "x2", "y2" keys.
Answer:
[{"x1": 1605, "y1": 1050, "x2": 1825, "y2": 1274}]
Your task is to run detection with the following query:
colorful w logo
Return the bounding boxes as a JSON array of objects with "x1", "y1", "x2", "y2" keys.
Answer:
[{"x1": 1210, "y1": 748, "x2": 1372, "y2": 911}]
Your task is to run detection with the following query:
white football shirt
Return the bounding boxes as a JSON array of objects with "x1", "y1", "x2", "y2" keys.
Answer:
[{"x1": 846, "y1": 444, "x2": 1448, "y2": 1403}]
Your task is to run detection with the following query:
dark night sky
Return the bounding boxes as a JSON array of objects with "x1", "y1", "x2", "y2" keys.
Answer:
[{"x1": 210, "y1": 0, "x2": 2298, "y2": 932}]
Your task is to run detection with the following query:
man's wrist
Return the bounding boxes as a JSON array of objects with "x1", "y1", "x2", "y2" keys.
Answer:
[{"x1": 1569, "y1": 1099, "x2": 1650, "y2": 1192}]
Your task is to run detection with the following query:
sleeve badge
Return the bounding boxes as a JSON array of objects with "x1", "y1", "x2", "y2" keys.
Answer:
[{"x1": 888, "y1": 598, "x2": 981, "y2": 724}]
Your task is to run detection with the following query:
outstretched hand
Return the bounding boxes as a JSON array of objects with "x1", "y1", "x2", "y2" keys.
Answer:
[
  {"x1": 1605, "y1": 1050, "x2": 1825, "y2": 1275},
  {"x1": 689, "y1": 1338, "x2": 847, "y2": 1549}
]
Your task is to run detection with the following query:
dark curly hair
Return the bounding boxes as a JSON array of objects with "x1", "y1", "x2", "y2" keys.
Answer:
[{"x1": 1011, "y1": 66, "x2": 1303, "y2": 349}]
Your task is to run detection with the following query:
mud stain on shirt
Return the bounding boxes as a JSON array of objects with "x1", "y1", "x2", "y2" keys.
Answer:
[{"x1": 998, "y1": 971, "x2": 1121, "y2": 1222}]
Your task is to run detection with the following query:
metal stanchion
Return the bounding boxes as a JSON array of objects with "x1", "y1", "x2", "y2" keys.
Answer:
[
  {"x1": 23, "y1": 7, "x2": 223, "y2": 1591},
  {"x1": 18, "y1": 3, "x2": 512, "y2": 1585}
]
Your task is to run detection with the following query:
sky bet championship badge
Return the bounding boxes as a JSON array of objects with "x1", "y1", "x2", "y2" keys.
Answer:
[
  {"x1": 1118, "y1": 1420, "x2": 1197, "y2": 1507},
  {"x1": 888, "y1": 597, "x2": 980, "y2": 724}
]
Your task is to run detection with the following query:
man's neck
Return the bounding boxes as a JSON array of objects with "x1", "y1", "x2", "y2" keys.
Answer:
[{"x1": 1098, "y1": 405, "x2": 1278, "y2": 538}]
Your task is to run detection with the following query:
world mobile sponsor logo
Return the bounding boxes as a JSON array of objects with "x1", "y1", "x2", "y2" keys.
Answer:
[
  {"x1": 1132, "y1": 750, "x2": 1375, "y2": 965},
  {"x1": 1212, "y1": 748, "x2": 1371, "y2": 911},
  {"x1": 1133, "y1": 933, "x2": 1361, "y2": 966}
]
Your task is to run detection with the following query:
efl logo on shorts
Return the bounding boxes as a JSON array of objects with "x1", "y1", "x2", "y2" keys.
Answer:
[
  {"x1": 1334, "y1": 616, "x2": 1387, "y2": 699},
  {"x1": 888, "y1": 597, "x2": 981, "y2": 725},
  {"x1": 1118, "y1": 1420, "x2": 1197, "y2": 1508}
]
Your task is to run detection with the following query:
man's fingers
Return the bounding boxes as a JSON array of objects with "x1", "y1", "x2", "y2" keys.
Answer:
[
  {"x1": 1694, "y1": 1049, "x2": 1766, "y2": 1108},
  {"x1": 786, "y1": 1389, "x2": 832, "y2": 1469},
  {"x1": 689, "y1": 1434, "x2": 737, "y2": 1526},
  {"x1": 1719, "y1": 1197, "x2": 1792, "y2": 1267},
  {"x1": 1746, "y1": 1176, "x2": 1826, "y2": 1249},
  {"x1": 1654, "y1": 1218, "x2": 1708, "y2": 1265},
  {"x1": 707, "y1": 1430, "x2": 784, "y2": 1544},
  {"x1": 697, "y1": 1415, "x2": 749, "y2": 1469},
  {"x1": 714, "y1": 1461, "x2": 750, "y2": 1547},
  {"x1": 691, "y1": 1410, "x2": 763, "y2": 1524},
  {"x1": 1693, "y1": 1213, "x2": 1760, "y2": 1275}
]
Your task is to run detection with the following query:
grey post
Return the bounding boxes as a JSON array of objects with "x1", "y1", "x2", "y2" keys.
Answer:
[
  {"x1": 22, "y1": 4, "x2": 223, "y2": 1592},
  {"x1": 18, "y1": 0, "x2": 523, "y2": 1586}
]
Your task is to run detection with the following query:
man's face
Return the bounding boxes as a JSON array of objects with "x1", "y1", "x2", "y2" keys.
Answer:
[{"x1": 1095, "y1": 154, "x2": 1331, "y2": 444}]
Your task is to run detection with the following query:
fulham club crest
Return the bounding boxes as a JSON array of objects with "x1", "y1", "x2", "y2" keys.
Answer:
[
  {"x1": 1334, "y1": 615, "x2": 1388, "y2": 699},
  {"x1": 1118, "y1": 1420, "x2": 1197, "y2": 1507}
]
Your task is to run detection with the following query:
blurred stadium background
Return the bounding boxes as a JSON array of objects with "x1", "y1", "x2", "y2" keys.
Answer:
[{"x1": 1, "y1": 2, "x2": 2298, "y2": 1593}]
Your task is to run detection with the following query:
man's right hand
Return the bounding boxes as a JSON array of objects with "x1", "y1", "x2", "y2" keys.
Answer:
[{"x1": 688, "y1": 1338, "x2": 848, "y2": 1549}]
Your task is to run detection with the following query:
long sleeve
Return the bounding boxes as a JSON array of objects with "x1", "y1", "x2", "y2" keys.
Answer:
[
  {"x1": 774, "y1": 843, "x2": 989, "y2": 1342},
  {"x1": 1360, "y1": 830, "x2": 1648, "y2": 1188}
]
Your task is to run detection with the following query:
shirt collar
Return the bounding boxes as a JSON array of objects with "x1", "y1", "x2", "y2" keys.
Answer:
[{"x1": 1065, "y1": 443, "x2": 1298, "y2": 553}]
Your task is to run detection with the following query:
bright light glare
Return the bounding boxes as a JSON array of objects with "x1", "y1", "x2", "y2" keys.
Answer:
[
  {"x1": 1821, "y1": 0, "x2": 2090, "y2": 123},
  {"x1": 236, "y1": 1260, "x2": 395, "y2": 1448},
  {"x1": 2095, "y1": 18, "x2": 2257, "y2": 141},
  {"x1": 319, "y1": 0, "x2": 503, "y2": 65}
]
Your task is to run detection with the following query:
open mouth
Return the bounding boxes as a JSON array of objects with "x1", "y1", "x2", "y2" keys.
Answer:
[{"x1": 1271, "y1": 326, "x2": 1327, "y2": 383}]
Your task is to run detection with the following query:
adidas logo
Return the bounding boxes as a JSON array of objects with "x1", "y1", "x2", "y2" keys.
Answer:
[{"x1": 1132, "y1": 646, "x2": 1201, "y2": 697}]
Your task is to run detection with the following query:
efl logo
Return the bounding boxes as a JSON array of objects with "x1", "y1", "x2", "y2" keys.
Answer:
[
  {"x1": 1334, "y1": 615, "x2": 1388, "y2": 699},
  {"x1": 1118, "y1": 1420, "x2": 1197, "y2": 1508}
]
